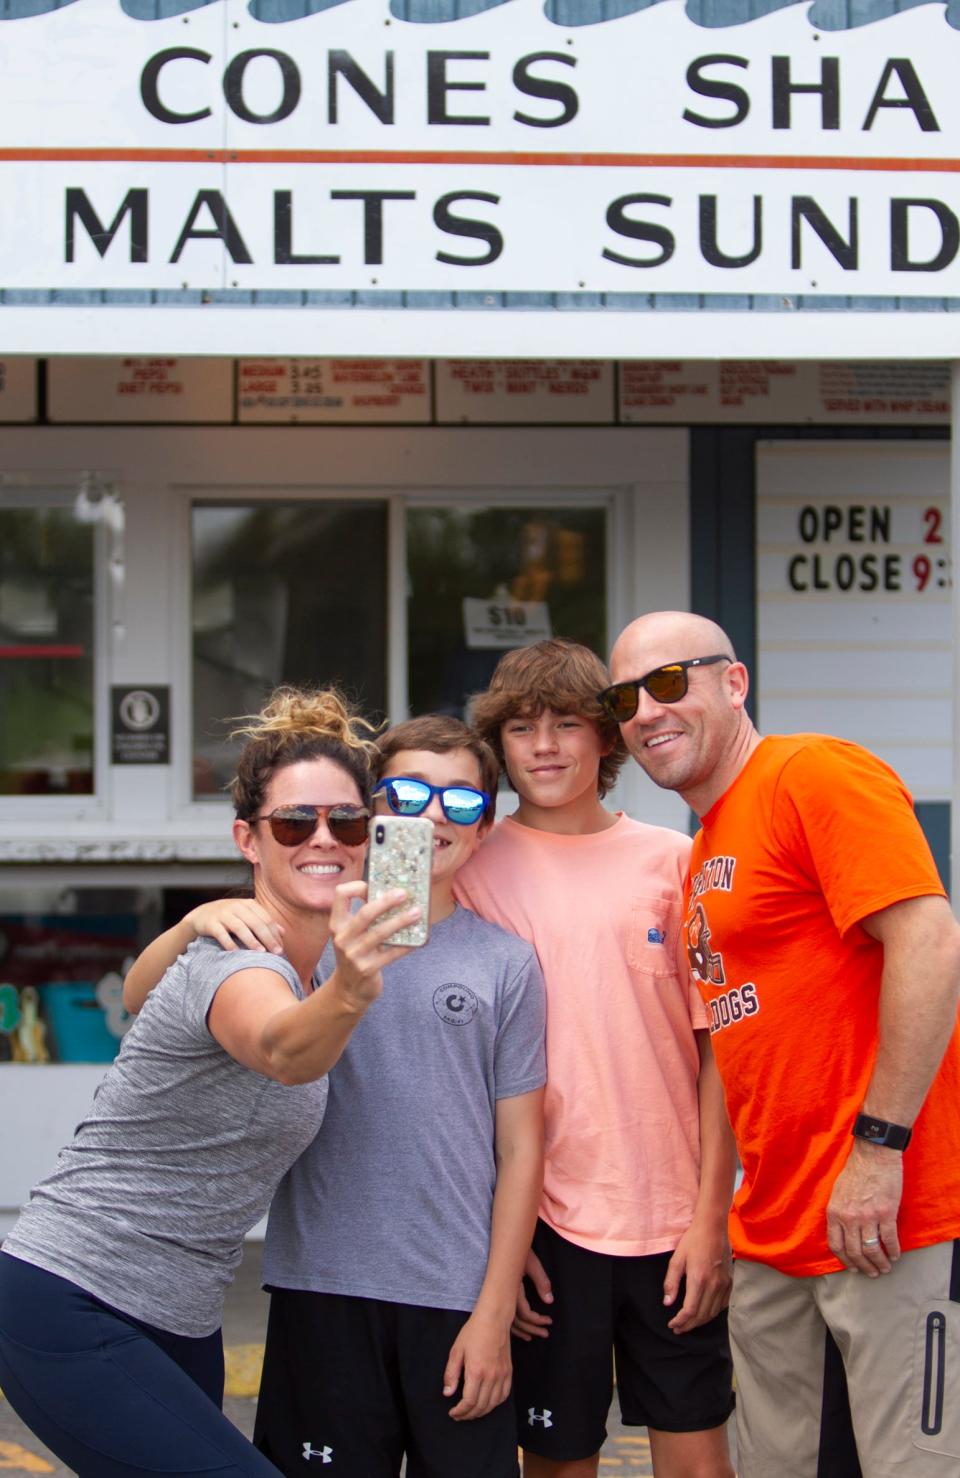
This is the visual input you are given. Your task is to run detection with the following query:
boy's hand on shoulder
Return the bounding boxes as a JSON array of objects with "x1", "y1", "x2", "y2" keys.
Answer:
[
  {"x1": 187, "y1": 898, "x2": 284, "y2": 955},
  {"x1": 512, "y1": 1246, "x2": 553, "y2": 1341},
  {"x1": 443, "y1": 1309, "x2": 512, "y2": 1421},
  {"x1": 663, "y1": 1218, "x2": 732, "y2": 1334}
]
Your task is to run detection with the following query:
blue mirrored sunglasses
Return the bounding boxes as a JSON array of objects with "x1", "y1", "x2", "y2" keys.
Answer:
[{"x1": 374, "y1": 777, "x2": 490, "y2": 826}]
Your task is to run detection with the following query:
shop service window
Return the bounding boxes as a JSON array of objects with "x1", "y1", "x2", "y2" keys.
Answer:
[
  {"x1": 0, "y1": 503, "x2": 95, "y2": 796},
  {"x1": 0, "y1": 886, "x2": 239, "y2": 1065}
]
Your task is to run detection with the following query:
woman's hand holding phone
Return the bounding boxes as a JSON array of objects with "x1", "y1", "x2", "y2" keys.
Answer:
[{"x1": 326, "y1": 881, "x2": 420, "y2": 1011}]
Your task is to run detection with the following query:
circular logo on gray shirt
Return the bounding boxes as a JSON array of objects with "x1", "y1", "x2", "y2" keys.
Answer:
[{"x1": 433, "y1": 984, "x2": 479, "y2": 1025}]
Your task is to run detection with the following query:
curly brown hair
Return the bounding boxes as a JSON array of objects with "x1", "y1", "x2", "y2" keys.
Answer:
[
  {"x1": 229, "y1": 686, "x2": 379, "y2": 819},
  {"x1": 470, "y1": 639, "x2": 627, "y2": 799}
]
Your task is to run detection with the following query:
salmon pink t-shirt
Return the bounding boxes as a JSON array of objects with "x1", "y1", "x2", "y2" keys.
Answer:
[
  {"x1": 686, "y1": 734, "x2": 960, "y2": 1276},
  {"x1": 456, "y1": 813, "x2": 706, "y2": 1256}
]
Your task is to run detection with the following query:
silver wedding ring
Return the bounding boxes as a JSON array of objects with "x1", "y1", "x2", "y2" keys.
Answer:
[{"x1": 862, "y1": 1236, "x2": 880, "y2": 1246}]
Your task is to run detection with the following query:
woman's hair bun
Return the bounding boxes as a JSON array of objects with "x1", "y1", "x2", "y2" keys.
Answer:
[{"x1": 230, "y1": 685, "x2": 379, "y2": 758}]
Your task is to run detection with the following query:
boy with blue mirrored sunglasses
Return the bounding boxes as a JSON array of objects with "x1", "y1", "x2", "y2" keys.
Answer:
[{"x1": 373, "y1": 775, "x2": 490, "y2": 826}]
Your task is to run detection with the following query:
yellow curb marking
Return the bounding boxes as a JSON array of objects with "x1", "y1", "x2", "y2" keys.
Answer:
[
  {"x1": 224, "y1": 1342, "x2": 264, "y2": 1399},
  {"x1": 0, "y1": 1443, "x2": 55, "y2": 1472}
]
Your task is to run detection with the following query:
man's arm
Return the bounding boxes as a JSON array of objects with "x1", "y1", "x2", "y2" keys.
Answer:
[
  {"x1": 663, "y1": 1030, "x2": 737, "y2": 1332},
  {"x1": 826, "y1": 893, "x2": 960, "y2": 1276},
  {"x1": 443, "y1": 1088, "x2": 544, "y2": 1421}
]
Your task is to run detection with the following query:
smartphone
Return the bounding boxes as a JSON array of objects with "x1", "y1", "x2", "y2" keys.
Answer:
[{"x1": 366, "y1": 814, "x2": 433, "y2": 948}]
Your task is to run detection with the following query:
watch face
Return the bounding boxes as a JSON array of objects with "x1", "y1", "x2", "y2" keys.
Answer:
[{"x1": 853, "y1": 1114, "x2": 911, "y2": 1150}]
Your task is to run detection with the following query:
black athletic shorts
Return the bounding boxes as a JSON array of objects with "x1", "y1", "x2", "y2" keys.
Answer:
[
  {"x1": 513, "y1": 1220, "x2": 734, "y2": 1463},
  {"x1": 254, "y1": 1288, "x2": 520, "y2": 1478}
]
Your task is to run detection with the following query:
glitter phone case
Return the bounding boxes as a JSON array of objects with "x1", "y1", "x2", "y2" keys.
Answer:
[{"x1": 367, "y1": 814, "x2": 433, "y2": 947}]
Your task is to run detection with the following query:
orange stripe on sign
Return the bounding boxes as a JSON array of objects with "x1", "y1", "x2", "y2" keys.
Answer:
[{"x1": 1, "y1": 147, "x2": 960, "y2": 171}]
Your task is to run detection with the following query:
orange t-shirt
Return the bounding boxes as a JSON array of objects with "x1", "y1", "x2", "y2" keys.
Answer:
[
  {"x1": 456, "y1": 813, "x2": 707, "y2": 1257},
  {"x1": 686, "y1": 734, "x2": 960, "y2": 1275}
]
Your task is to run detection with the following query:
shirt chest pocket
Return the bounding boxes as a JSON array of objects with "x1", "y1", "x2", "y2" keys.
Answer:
[{"x1": 627, "y1": 897, "x2": 681, "y2": 976}]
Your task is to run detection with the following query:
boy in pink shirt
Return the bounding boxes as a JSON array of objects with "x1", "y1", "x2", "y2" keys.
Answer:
[{"x1": 455, "y1": 638, "x2": 735, "y2": 1478}]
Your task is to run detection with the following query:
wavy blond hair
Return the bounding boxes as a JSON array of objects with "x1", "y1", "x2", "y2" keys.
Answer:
[{"x1": 229, "y1": 686, "x2": 379, "y2": 819}]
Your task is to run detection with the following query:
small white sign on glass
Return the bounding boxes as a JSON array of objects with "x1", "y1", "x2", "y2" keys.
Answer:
[{"x1": 463, "y1": 597, "x2": 552, "y2": 651}]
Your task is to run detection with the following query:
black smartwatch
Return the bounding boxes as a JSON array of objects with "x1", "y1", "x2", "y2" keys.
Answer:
[{"x1": 852, "y1": 1113, "x2": 912, "y2": 1151}]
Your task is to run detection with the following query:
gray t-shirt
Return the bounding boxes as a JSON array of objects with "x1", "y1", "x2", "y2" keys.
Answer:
[
  {"x1": 263, "y1": 905, "x2": 546, "y2": 1313},
  {"x1": 5, "y1": 938, "x2": 327, "y2": 1337}
]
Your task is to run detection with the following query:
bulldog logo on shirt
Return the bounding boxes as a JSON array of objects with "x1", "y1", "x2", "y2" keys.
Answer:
[{"x1": 686, "y1": 903, "x2": 725, "y2": 987}]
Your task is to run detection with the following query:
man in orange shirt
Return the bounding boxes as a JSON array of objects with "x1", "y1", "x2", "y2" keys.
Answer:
[
  {"x1": 457, "y1": 638, "x2": 736, "y2": 1478},
  {"x1": 606, "y1": 610, "x2": 960, "y2": 1478}
]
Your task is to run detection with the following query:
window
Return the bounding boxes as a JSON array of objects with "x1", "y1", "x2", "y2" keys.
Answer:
[
  {"x1": 407, "y1": 504, "x2": 608, "y2": 717},
  {"x1": 192, "y1": 501, "x2": 389, "y2": 797},
  {"x1": 0, "y1": 501, "x2": 96, "y2": 795},
  {"x1": 0, "y1": 884, "x2": 243, "y2": 1065}
]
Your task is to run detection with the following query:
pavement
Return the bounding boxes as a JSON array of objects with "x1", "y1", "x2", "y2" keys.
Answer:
[{"x1": 0, "y1": 1242, "x2": 736, "y2": 1474}]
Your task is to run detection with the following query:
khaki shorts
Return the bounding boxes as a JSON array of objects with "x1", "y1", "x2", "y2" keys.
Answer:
[{"x1": 730, "y1": 1241, "x2": 960, "y2": 1478}]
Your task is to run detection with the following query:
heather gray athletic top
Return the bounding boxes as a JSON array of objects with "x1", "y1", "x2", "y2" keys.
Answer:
[
  {"x1": 263, "y1": 905, "x2": 546, "y2": 1313},
  {"x1": 5, "y1": 938, "x2": 327, "y2": 1337}
]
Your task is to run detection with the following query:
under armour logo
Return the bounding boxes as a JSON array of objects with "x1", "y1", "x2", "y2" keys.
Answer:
[
  {"x1": 528, "y1": 1408, "x2": 553, "y2": 1428},
  {"x1": 302, "y1": 1442, "x2": 333, "y2": 1463}
]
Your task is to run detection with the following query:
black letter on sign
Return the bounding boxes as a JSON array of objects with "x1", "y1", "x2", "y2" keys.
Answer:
[
  {"x1": 434, "y1": 191, "x2": 503, "y2": 265},
  {"x1": 513, "y1": 53, "x2": 578, "y2": 128},
  {"x1": 141, "y1": 48, "x2": 212, "y2": 125},
  {"x1": 603, "y1": 195, "x2": 675, "y2": 267},
  {"x1": 170, "y1": 191, "x2": 253, "y2": 263},
  {"x1": 328, "y1": 50, "x2": 394, "y2": 125},
  {"x1": 223, "y1": 50, "x2": 300, "y2": 125},
  {"x1": 891, "y1": 199, "x2": 959, "y2": 271},
  {"x1": 772, "y1": 56, "x2": 840, "y2": 130},
  {"x1": 863, "y1": 59, "x2": 939, "y2": 133},
  {"x1": 683, "y1": 55, "x2": 749, "y2": 128},
  {"x1": 331, "y1": 190, "x2": 416, "y2": 265},
  {"x1": 700, "y1": 195, "x2": 762, "y2": 267},
  {"x1": 66, "y1": 189, "x2": 148, "y2": 263},
  {"x1": 427, "y1": 52, "x2": 490, "y2": 125},
  {"x1": 274, "y1": 192, "x2": 339, "y2": 265},
  {"x1": 791, "y1": 197, "x2": 858, "y2": 269}
]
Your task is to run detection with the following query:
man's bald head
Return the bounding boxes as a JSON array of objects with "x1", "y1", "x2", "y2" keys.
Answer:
[{"x1": 610, "y1": 612, "x2": 736, "y2": 677}]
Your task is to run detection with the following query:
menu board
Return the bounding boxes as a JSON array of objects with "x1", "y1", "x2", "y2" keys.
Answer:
[
  {"x1": 47, "y1": 358, "x2": 233, "y2": 423},
  {"x1": 237, "y1": 359, "x2": 430, "y2": 423},
  {"x1": 619, "y1": 362, "x2": 951, "y2": 424},
  {"x1": 436, "y1": 360, "x2": 614, "y2": 424},
  {"x1": 0, "y1": 358, "x2": 38, "y2": 421},
  {"x1": 19, "y1": 356, "x2": 959, "y2": 426}
]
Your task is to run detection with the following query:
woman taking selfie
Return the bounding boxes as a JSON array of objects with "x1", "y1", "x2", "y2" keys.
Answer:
[{"x1": 0, "y1": 687, "x2": 418, "y2": 1478}]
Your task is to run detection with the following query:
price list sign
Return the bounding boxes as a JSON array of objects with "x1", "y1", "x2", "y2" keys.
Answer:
[
  {"x1": 0, "y1": 358, "x2": 38, "y2": 422},
  {"x1": 756, "y1": 446, "x2": 953, "y2": 802},
  {"x1": 436, "y1": 360, "x2": 614, "y2": 424},
  {"x1": 47, "y1": 358, "x2": 232, "y2": 422},
  {"x1": 237, "y1": 359, "x2": 430, "y2": 423}
]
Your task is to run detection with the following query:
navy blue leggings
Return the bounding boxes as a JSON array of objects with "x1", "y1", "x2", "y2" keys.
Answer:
[{"x1": 0, "y1": 1253, "x2": 281, "y2": 1477}]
